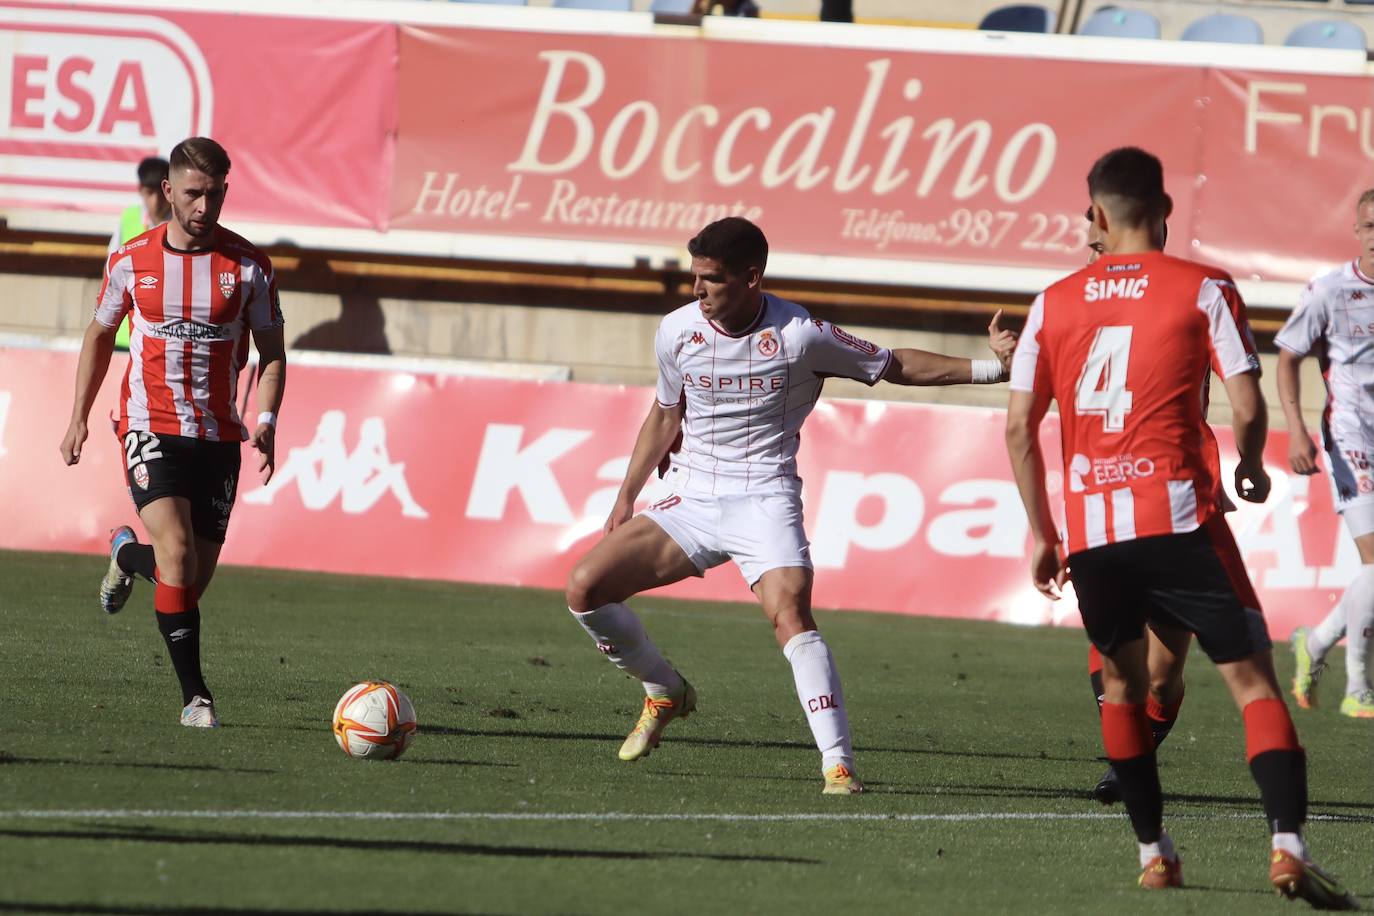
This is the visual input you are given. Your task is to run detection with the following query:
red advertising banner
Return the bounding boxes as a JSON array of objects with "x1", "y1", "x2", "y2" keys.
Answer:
[
  {"x1": 6, "y1": 1, "x2": 1374, "y2": 289},
  {"x1": 0, "y1": 346, "x2": 1355, "y2": 640},
  {"x1": 0, "y1": 1, "x2": 394, "y2": 228}
]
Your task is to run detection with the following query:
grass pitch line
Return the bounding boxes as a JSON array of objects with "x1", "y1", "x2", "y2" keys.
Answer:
[{"x1": 0, "y1": 810, "x2": 1367, "y2": 823}]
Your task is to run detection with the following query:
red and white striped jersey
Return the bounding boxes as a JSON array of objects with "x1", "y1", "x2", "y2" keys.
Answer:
[
  {"x1": 94, "y1": 224, "x2": 282, "y2": 442},
  {"x1": 1009, "y1": 251, "x2": 1260, "y2": 554},
  {"x1": 655, "y1": 293, "x2": 892, "y2": 495}
]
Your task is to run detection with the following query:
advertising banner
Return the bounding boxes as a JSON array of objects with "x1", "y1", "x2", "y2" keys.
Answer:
[{"x1": 0, "y1": 346, "x2": 1354, "y2": 640}]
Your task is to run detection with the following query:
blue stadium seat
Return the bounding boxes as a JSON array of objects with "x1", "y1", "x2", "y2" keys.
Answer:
[
  {"x1": 1181, "y1": 13, "x2": 1263, "y2": 44},
  {"x1": 553, "y1": 0, "x2": 633, "y2": 8},
  {"x1": 979, "y1": 4, "x2": 1054, "y2": 33},
  {"x1": 651, "y1": 0, "x2": 696, "y2": 10},
  {"x1": 1078, "y1": 7, "x2": 1161, "y2": 39},
  {"x1": 1285, "y1": 20, "x2": 1367, "y2": 50}
]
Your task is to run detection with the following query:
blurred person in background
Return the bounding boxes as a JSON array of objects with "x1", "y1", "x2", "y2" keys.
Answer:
[{"x1": 108, "y1": 156, "x2": 171, "y2": 352}]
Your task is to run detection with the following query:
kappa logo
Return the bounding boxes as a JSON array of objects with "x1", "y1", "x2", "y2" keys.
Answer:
[
  {"x1": 757, "y1": 330, "x2": 779, "y2": 358},
  {"x1": 1353, "y1": 290, "x2": 1366, "y2": 301},
  {"x1": 689, "y1": 331, "x2": 707, "y2": 346},
  {"x1": 218, "y1": 271, "x2": 237, "y2": 300},
  {"x1": 138, "y1": 276, "x2": 158, "y2": 289}
]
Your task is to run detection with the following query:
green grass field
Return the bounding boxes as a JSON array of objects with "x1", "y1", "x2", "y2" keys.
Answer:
[{"x1": 0, "y1": 550, "x2": 1369, "y2": 915}]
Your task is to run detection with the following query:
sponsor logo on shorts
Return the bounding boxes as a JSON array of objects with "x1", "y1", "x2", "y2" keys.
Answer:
[
  {"x1": 151, "y1": 318, "x2": 233, "y2": 342},
  {"x1": 133, "y1": 463, "x2": 149, "y2": 490},
  {"x1": 757, "y1": 330, "x2": 778, "y2": 358},
  {"x1": 218, "y1": 271, "x2": 238, "y2": 300}
]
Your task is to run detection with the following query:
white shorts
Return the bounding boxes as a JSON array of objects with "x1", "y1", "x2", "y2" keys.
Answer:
[
  {"x1": 1323, "y1": 438, "x2": 1374, "y2": 533},
  {"x1": 642, "y1": 487, "x2": 812, "y2": 587}
]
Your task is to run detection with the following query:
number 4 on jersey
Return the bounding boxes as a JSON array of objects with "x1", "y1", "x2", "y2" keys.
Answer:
[{"x1": 1076, "y1": 326, "x2": 1133, "y2": 432}]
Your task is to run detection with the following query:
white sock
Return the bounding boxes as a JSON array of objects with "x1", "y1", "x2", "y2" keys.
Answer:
[
  {"x1": 571, "y1": 603, "x2": 683, "y2": 698},
  {"x1": 783, "y1": 630, "x2": 853, "y2": 771},
  {"x1": 1309, "y1": 600, "x2": 1346, "y2": 660},
  {"x1": 1272, "y1": 831, "x2": 1307, "y2": 860},
  {"x1": 1342, "y1": 565, "x2": 1374, "y2": 694},
  {"x1": 1138, "y1": 830, "x2": 1177, "y2": 867}
]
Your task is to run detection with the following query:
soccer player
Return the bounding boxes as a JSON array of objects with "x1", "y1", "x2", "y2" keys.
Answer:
[
  {"x1": 59, "y1": 137, "x2": 286, "y2": 728},
  {"x1": 1278, "y1": 190, "x2": 1374, "y2": 720},
  {"x1": 565, "y1": 217, "x2": 1016, "y2": 795},
  {"x1": 1006, "y1": 147, "x2": 1355, "y2": 906},
  {"x1": 1080, "y1": 210, "x2": 1261, "y2": 805}
]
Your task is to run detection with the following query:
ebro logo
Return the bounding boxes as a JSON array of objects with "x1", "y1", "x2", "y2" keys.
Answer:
[
  {"x1": 1, "y1": 6, "x2": 212, "y2": 208},
  {"x1": 1084, "y1": 276, "x2": 1150, "y2": 303}
]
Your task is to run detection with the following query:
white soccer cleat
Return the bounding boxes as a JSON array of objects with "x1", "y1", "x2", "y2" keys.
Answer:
[
  {"x1": 98, "y1": 526, "x2": 138, "y2": 615},
  {"x1": 180, "y1": 696, "x2": 220, "y2": 728}
]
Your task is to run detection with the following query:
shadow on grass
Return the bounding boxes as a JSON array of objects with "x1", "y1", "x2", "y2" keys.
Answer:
[
  {"x1": 420, "y1": 725, "x2": 1088, "y2": 764},
  {"x1": 0, "y1": 826, "x2": 819, "y2": 865},
  {"x1": 0, "y1": 754, "x2": 274, "y2": 775},
  {"x1": 402, "y1": 759, "x2": 519, "y2": 768},
  {"x1": 0, "y1": 904, "x2": 500, "y2": 916}
]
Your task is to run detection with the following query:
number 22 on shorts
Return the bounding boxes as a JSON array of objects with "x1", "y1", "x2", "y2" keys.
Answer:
[
  {"x1": 1076, "y1": 326, "x2": 1134, "y2": 433},
  {"x1": 123, "y1": 430, "x2": 163, "y2": 469}
]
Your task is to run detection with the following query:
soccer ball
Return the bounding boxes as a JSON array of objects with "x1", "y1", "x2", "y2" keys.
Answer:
[{"x1": 332, "y1": 681, "x2": 417, "y2": 760}]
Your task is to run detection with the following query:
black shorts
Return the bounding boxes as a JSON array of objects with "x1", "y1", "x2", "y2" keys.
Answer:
[
  {"x1": 121, "y1": 430, "x2": 242, "y2": 544},
  {"x1": 1068, "y1": 514, "x2": 1271, "y2": 664}
]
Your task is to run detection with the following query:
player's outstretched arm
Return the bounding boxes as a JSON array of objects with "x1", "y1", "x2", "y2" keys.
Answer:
[
  {"x1": 59, "y1": 318, "x2": 119, "y2": 466},
  {"x1": 249, "y1": 325, "x2": 286, "y2": 485},
  {"x1": 882, "y1": 347, "x2": 1008, "y2": 387},
  {"x1": 1005, "y1": 387, "x2": 1065, "y2": 598},
  {"x1": 605, "y1": 398, "x2": 686, "y2": 533},
  {"x1": 1224, "y1": 369, "x2": 1271, "y2": 503},
  {"x1": 1276, "y1": 349, "x2": 1319, "y2": 476}
]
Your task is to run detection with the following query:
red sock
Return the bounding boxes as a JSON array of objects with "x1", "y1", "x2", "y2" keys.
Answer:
[{"x1": 1101, "y1": 702, "x2": 1153, "y2": 760}]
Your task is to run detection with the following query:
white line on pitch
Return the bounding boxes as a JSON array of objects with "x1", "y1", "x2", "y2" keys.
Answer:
[{"x1": 0, "y1": 810, "x2": 1366, "y2": 823}]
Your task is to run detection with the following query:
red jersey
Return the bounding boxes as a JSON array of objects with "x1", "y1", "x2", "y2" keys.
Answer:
[
  {"x1": 94, "y1": 224, "x2": 282, "y2": 442},
  {"x1": 1009, "y1": 251, "x2": 1260, "y2": 554}
]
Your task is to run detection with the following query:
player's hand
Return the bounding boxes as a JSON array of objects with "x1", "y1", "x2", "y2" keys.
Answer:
[
  {"x1": 1235, "y1": 457, "x2": 1271, "y2": 503},
  {"x1": 1288, "y1": 434, "x2": 1320, "y2": 476},
  {"x1": 60, "y1": 419, "x2": 89, "y2": 466},
  {"x1": 604, "y1": 493, "x2": 636, "y2": 534},
  {"x1": 1031, "y1": 539, "x2": 1068, "y2": 599},
  {"x1": 987, "y1": 309, "x2": 1018, "y2": 371},
  {"x1": 249, "y1": 422, "x2": 276, "y2": 484}
]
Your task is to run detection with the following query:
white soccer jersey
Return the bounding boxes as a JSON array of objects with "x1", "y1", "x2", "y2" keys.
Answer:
[
  {"x1": 654, "y1": 294, "x2": 892, "y2": 495},
  {"x1": 1276, "y1": 260, "x2": 1374, "y2": 504}
]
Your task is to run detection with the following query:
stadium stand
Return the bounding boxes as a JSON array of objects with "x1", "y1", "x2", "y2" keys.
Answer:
[
  {"x1": 1180, "y1": 12, "x2": 1264, "y2": 43},
  {"x1": 553, "y1": 0, "x2": 633, "y2": 8},
  {"x1": 978, "y1": 4, "x2": 1055, "y2": 32},
  {"x1": 1285, "y1": 17, "x2": 1367, "y2": 46},
  {"x1": 1078, "y1": 7, "x2": 1163, "y2": 38}
]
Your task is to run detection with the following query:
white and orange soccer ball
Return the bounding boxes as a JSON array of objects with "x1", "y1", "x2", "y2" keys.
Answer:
[{"x1": 332, "y1": 681, "x2": 417, "y2": 760}]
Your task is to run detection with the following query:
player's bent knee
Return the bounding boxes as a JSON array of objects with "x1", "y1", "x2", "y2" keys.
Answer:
[{"x1": 565, "y1": 562, "x2": 601, "y2": 614}]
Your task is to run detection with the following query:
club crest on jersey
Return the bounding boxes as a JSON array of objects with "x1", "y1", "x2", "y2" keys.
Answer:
[
  {"x1": 132, "y1": 463, "x2": 150, "y2": 490},
  {"x1": 757, "y1": 330, "x2": 779, "y2": 357},
  {"x1": 218, "y1": 272, "x2": 237, "y2": 300}
]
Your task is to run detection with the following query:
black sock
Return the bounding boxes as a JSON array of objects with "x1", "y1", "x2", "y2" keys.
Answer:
[
  {"x1": 156, "y1": 607, "x2": 211, "y2": 705},
  {"x1": 1090, "y1": 669, "x2": 1106, "y2": 715},
  {"x1": 1250, "y1": 749, "x2": 1307, "y2": 834},
  {"x1": 1111, "y1": 751, "x2": 1164, "y2": 843},
  {"x1": 117, "y1": 542, "x2": 157, "y2": 582},
  {"x1": 1149, "y1": 716, "x2": 1176, "y2": 748}
]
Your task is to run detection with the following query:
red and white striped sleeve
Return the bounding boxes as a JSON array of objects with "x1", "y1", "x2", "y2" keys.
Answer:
[
  {"x1": 1197, "y1": 278, "x2": 1258, "y2": 379},
  {"x1": 1008, "y1": 293, "x2": 1045, "y2": 392},
  {"x1": 93, "y1": 252, "x2": 134, "y2": 328}
]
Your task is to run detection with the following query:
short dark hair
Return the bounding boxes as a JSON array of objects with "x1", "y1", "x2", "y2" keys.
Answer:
[
  {"x1": 1087, "y1": 147, "x2": 1169, "y2": 228},
  {"x1": 687, "y1": 217, "x2": 768, "y2": 275},
  {"x1": 169, "y1": 137, "x2": 231, "y2": 180},
  {"x1": 136, "y1": 157, "x2": 169, "y2": 191}
]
